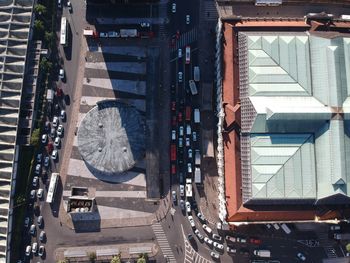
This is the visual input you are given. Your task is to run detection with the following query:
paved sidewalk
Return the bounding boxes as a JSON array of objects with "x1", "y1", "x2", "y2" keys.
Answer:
[{"x1": 55, "y1": 242, "x2": 158, "y2": 261}]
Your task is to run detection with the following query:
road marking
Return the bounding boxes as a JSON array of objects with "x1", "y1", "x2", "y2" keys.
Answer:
[{"x1": 152, "y1": 223, "x2": 176, "y2": 262}]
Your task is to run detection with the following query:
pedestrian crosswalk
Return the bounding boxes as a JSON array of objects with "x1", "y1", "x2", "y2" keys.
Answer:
[
  {"x1": 317, "y1": 232, "x2": 338, "y2": 258},
  {"x1": 171, "y1": 28, "x2": 198, "y2": 51},
  {"x1": 152, "y1": 223, "x2": 177, "y2": 263},
  {"x1": 203, "y1": 0, "x2": 219, "y2": 21}
]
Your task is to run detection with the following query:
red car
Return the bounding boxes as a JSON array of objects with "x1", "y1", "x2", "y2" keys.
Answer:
[
  {"x1": 249, "y1": 238, "x2": 261, "y2": 245},
  {"x1": 171, "y1": 101, "x2": 176, "y2": 111},
  {"x1": 178, "y1": 112, "x2": 183, "y2": 122},
  {"x1": 172, "y1": 116, "x2": 177, "y2": 126}
]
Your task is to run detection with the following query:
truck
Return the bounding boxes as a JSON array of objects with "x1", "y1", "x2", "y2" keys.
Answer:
[
  {"x1": 253, "y1": 250, "x2": 271, "y2": 258},
  {"x1": 189, "y1": 80, "x2": 198, "y2": 95},
  {"x1": 185, "y1": 178, "x2": 192, "y2": 198},
  {"x1": 194, "y1": 108, "x2": 200, "y2": 123},
  {"x1": 340, "y1": 15, "x2": 350, "y2": 20},
  {"x1": 334, "y1": 233, "x2": 350, "y2": 240},
  {"x1": 120, "y1": 29, "x2": 138, "y2": 38},
  {"x1": 195, "y1": 150, "x2": 201, "y2": 165},
  {"x1": 194, "y1": 167, "x2": 201, "y2": 184},
  {"x1": 46, "y1": 89, "x2": 54, "y2": 102},
  {"x1": 194, "y1": 66, "x2": 200, "y2": 82}
]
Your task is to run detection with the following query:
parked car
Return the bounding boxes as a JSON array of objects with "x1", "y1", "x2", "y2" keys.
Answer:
[
  {"x1": 29, "y1": 224, "x2": 36, "y2": 235},
  {"x1": 194, "y1": 229, "x2": 204, "y2": 241},
  {"x1": 24, "y1": 217, "x2": 30, "y2": 228},
  {"x1": 273, "y1": 223, "x2": 280, "y2": 230},
  {"x1": 197, "y1": 212, "x2": 206, "y2": 223},
  {"x1": 58, "y1": 69, "x2": 64, "y2": 80},
  {"x1": 179, "y1": 126, "x2": 184, "y2": 136},
  {"x1": 32, "y1": 242, "x2": 38, "y2": 253},
  {"x1": 187, "y1": 163, "x2": 192, "y2": 173},
  {"x1": 237, "y1": 237, "x2": 247, "y2": 243},
  {"x1": 185, "y1": 201, "x2": 191, "y2": 213},
  {"x1": 227, "y1": 246, "x2": 237, "y2": 254},
  {"x1": 216, "y1": 222, "x2": 222, "y2": 230},
  {"x1": 202, "y1": 224, "x2": 212, "y2": 234},
  {"x1": 179, "y1": 185, "x2": 185, "y2": 196},
  {"x1": 44, "y1": 156, "x2": 50, "y2": 167},
  {"x1": 188, "y1": 149, "x2": 193, "y2": 158},
  {"x1": 54, "y1": 137, "x2": 61, "y2": 147},
  {"x1": 60, "y1": 110, "x2": 66, "y2": 121},
  {"x1": 192, "y1": 132, "x2": 197, "y2": 141},
  {"x1": 67, "y1": 1, "x2": 72, "y2": 12},
  {"x1": 226, "y1": 235, "x2": 237, "y2": 242},
  {"x1": 212, "y1": 234, "x2": 222, "y2": 242},
  {"x1": 25, "y1": 245, "x2": 31, "y2": 256},
  {"x1": 186, "y1": 15, "x2": 190, "y2": 24},
  {"x1": 172, "y1": 190, "x2": 177, "y2": 204},
  {"x1": 36, "y1": 153, "x2": 42, "y2": 163},
  {"x1": 171, "y1": 3, "x2": 176, "y2": 13},
  {"x1": 204, "y1": 236, "x2": 213, "y2": 246},
  {"x1": 39, "y1": 230, "x2": 46, "y2": 242},
  {"x1": 30, "y1": 190, "x2": 36, "y2": 199},
  {"x1": 186, "y1": 137, "x2": 190, "y2": 147},
  {"x1": 37, "y1": 189, "x2": 44, "y2": 199},
  {"x1": 38, "y1": 245, "x2": 45, "y2": 256},
  {"x1": 100, "y1": 32, "x2": 108, "y2": 38},
  {"x1": 50, "y1": 127, "x2": 56, "y2": 138},
  {"x1": 210, "y1": 251, "x2": 220, "y2": 259},
  {"x1": 179, "y1": 199, "x2": 185, "y2": 210},
  {"x1": 32, "y1": 176, "x2": 38, "y2": 187},
  {"x1": 57, "y1": 125, "x2": 64, "y2": 137},
  {"x1": 52, "y1": 116, "x2": 59, "y2": 127},
  {"x1": 188, "y1": 216, "x2": 195, "y2": 228},
  {"x1": 213, "y1": 242, "x2": 224, "y2": 250},
  {"x1": 34, "y1": 164, "x2": 41, "y2": 175},
  {"x1": 41, "y1": 134, "x2": 48, "y2": 144},
  {"x1": 51, "y1": 150, "x2": 58, "y2": 160},
  {"x1": 37, "y1": 216, "x2": 43, "y2": 227},
  {"x1": 330, "y1": 225, "x2": 341, "y2": 231},
  {"x1": 179, "y1": 138, "x2": 183, "y2": 148},
  {"x1": 172, "y1": 130, "x2": 176, "y2": 140}
]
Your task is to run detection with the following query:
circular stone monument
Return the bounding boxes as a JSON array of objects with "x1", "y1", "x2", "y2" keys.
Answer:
[{"x1": 77, "y1": 100, "x2": 145, "y2": 175}]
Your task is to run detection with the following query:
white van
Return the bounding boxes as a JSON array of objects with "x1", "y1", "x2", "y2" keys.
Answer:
[
  {"x1": 194, "y1": 66, "x2": 200, "y2": 81},
  {"x1": 194, "y1": 108, "x2": 200, "y2": 123},
  {"x1": 186, "y1": 125, "x2": 191, "y2": 135}
]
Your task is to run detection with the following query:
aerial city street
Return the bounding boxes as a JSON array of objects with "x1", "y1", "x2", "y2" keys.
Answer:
[{"x1": 1, "y1": 0, "x2": 350, "y2": 262}]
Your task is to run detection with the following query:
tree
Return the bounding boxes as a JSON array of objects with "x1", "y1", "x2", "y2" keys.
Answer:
[
  {"x1": 30, "y1": 128, "x2": 40, "y2": 147},
  {"x1": 44, "y1": 31, "x2": 55, "y2": 49},
  {"x1": 346, "y1": 243, "x2": 350, "y2": 252},
  {"x1": 137, "y1": 253, "x2": 148, "y2": 263},
  {"x1": 40, "y1": 57, "x2": 52, "y2": 75},
  {"x1": 87, "y1": 251, "x2": 96, "y2": 263},
  {"x1": 34, "y1": 4, "x2": 47, "y2": 16},
  {"x1": 110, "y1": 254, "x2": 121, "y2": 263},
  {"x1": 33, "y1": 20, "x2": 45, "y2": 39}
]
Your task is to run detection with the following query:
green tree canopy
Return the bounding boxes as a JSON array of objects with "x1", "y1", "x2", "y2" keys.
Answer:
[
  {"x1": 34, "y1": 4, "x2": 47, "y2": 15},
  {"x1": 346, "y1": 243, "x2": 350, "y2": 252},
  {"x1": 110, "y1": 255, "x2": 121, "y2": 263},
  {"x1": 30, "y1": 128, "x2": 40, "y2": 147},
  {"x1": 34, "y1": 20, "x2": 45, "y2": 39}
]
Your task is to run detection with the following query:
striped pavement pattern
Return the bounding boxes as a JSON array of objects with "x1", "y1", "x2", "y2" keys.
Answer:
[
  {"x1": 317, "y1": 232, "x2": 338, "y2": 258},
  {"x1": 151, "y1": 223, "x2": 177, "y2": 263},
  {"x1": 203, "y1": 0, "x2": 219, "y2": 21},
  {"x1": 171, "y1": 28, "x2": 198, "y2": 51}
]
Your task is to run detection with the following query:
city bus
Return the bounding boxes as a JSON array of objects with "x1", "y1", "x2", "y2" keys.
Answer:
[
  {"x1": 60, "y1": 17, "x2": 68, "y2": 46},
  {"x1": 185, "y1": 46, "x2": 191, "y2": 64},
  {"x1": 46, "y1": 173, "x2": 59, "y2": 203}
]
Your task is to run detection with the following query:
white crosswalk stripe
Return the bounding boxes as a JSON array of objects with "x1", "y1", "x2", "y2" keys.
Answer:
[
  {"x1": 152, "y1": 223, "x2": 177, "y2": 262},
  {"x1": 171, "y1": 28, "x2": 198, "y2": 51},
  {"x1": 317, "y1": 232, "x2": 338, "y2": 258},
  {"x1": 203, "y1": 0, "x2": 219, "y2": 21}
]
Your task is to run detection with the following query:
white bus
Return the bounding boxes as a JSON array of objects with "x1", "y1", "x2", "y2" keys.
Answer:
[
  {"x1": 60, "y1": 17, "x2": 68, "y2": 46},
  {"x1": 46, "y1": 173, "x2": 59, "y2": 203},
  {"x1": 185, "y1": 46, "x2": 191, "y2": 64}
]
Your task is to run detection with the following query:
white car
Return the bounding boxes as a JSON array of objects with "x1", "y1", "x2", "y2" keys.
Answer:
[
  {"x1": 60, "y1": 110, "x2": 66, "y2": 121},
  {"x1": 179, "y1": 185, "x2": 185, "y2": 196},
  {"x1": 34, "y1": 164, "x2": 41, "y2": 175},
  {"x1": 171, "y1": 130, "x2": 176, "y2": 140},
  {"x1": 36, "y1": 153, "x2": 42, "y2": 163},
  {"x1": 179, "y1": 126, "x2": 184, "y2": 136},
  {"x1": 188, "y1": 149, "x2": 192, "y2": 158},
  {"x1": 237, "y1": 237, "x2": 247, "y2": 243},
  {"x1": 202, "y1": 224, "x2": 212, "y2": 234},
  {"x1": 37, "y1": 215, "x2": 43, "y2": 227},
  {"x1": 171, "y1": 3, "x2": 176, "y2": 13},
  {"x1": 197, "y1": 212, "x2": 206, "y2": 223},
  {"x1": 226, "y1": 235, "x2": 237, "y2": 242},
  {"x1": 297, "y1": 252, "x2": 306, "y2": 261},
  {"x1": 29, "y1": 224, "x2": 36, "y2": 235},
  {"x1": 210, "y1": 251, "x2": 220, "y2": 259},
  {"x1": 187, "y1": 163, "x2": 192, "y2": 173},
  {"x1": 67, "y1": 1, "x2": 72, "y2": 12},
  {"x1": 178, "y1": 71, "x2": 183, "y2": 83},
  {"x1": 140, "y1": 22, "x2": 150, "y2": 27},
  {"x1": 24, "y1": 217, "x2": 30, "y2": 227},
  {"x1": 41, "y1": 134, "x2": 48, "y2": 144},
  {"x1": 54, "y1": 137, "x2": 61, "y2": 147},
  {"x1": 186, "y1": 15, "x2": 190, "y2": 24},
  {"x1": 25, "y1": 245, "x2": 31, "y2": 256},
  {"x1": 44, "y1": 156, "x2": 50, "y2": 167},
  {"x1": 227, "y1": 246, "x2": 237, "y2": 254},
  {"x1": 185, "y1": 201, "x2": 191, "y2": 213},
  {"x1": 108, "y1": 31, "x2": 117, "y2": 37},
  {"x1": 204, "y1": 236, "x2": 213, "y2": 246},
  {"x1": 57, "y1": 124, "x2": 64, "y2": 137},
  {"x1": 194, "y1": 229, "x2": 204, "y2": 241},
  {"x1": 178, "y1": 48, "x2": 182, "y2": 58},
  {"x1": 32, "y1": 176, "x2": 38, "y2": 187},
  {"x1": 32, "y1": 242, "x2": 38, "y2": 253},
  {"x1": 192, "y1": 132, "x2": 197, "y2": 141},
  {"x1": 179, "y1": 199, "x2": 185, "y2": 210},
  {"x1": 39, "y1": 231, "x2": 46, "y2": 241},
  {"x1": 213, "y1": 242, "x2": 224, "y2": 250},
  {"x1": 52, "y1": 116, "x2": 59, "y2": 127},
  {"x1": 30, "y1": 189, "x2": 36, "y2": 199},
  {"x1": 100, "y1": 32, "x2": 108, "y2": 38},
  {"x1": 188, "y1": 215, "x2": 195, "y2": 228},
  {"x1": 216, "y1": 222, "x2": 222, "y2": 230},
  {"x1": 59, "y1": 69, "x2": 64, "y2": 80},
  {"x1": 273, "y1": 223, "x2": 280, "y2": 230},
  {"x1": 37, "y1": 188, "x2": 44, "y2": 199},
  {"x1": 52, "y1": 149, "x2": 58, "y2": 160}
]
